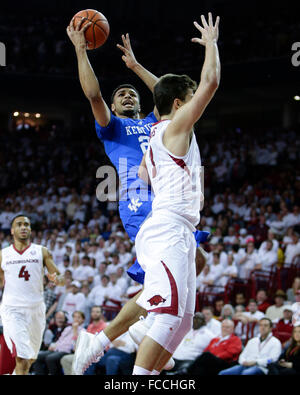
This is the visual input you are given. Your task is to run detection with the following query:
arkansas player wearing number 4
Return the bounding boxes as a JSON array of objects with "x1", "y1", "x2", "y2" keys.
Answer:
[{"x1": 0, "y1": 215, "x2": 65, "y2": 375}]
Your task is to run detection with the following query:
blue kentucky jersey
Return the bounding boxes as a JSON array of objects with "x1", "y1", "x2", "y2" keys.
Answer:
[{"x1": 95, "y1": 111, "x2": 157, "y2": 203}]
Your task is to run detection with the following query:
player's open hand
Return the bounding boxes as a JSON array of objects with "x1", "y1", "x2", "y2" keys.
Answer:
[
  {"x1": 192, "y1": 12, "x2": 220, "y2": 46},
  {"x1": 66, "y1": 17, "x2": 92, "y2": 50},
  {"x1": 117, "y1": 33, "x2": 138, "y2": 69}
]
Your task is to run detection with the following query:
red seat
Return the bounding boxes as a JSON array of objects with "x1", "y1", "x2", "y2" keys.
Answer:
[
  {"x1": 250, "y1": 267, "x2": 277, "y2": 298},
  {"x1": 197, "y1": 285, "x2": 225, "y2": 311},
  {"x1": 100, "y1": 305, "x2": 122, "y2": 321},
  {"x1": 224, "y1": 278, "x2": 252, "y2": 305}
]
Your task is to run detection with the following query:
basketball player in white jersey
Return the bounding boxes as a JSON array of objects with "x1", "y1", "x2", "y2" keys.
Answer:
[
  {"x1": 131, "y1": 13, "x2": 221, "y2": 375},
  {"x1": 0, "y1": 215, "x2": 65, "y2": 375}
]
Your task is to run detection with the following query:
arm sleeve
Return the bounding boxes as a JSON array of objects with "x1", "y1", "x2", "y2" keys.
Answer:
[
  {"x1": 144, "y1": 112, "x2": 158, "y2": 124},
  {"x1": 238, "y1": 346, "x2": 249, "y2": 364},
  {"x1": 95, "y1": 112, "x2": 120, "y2": 141},
  {"x1": 256, "y1": 340, "x2": 282, "y2": 366}
]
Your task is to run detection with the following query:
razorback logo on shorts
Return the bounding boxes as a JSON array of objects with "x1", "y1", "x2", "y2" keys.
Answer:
[{"x1": 147, "y1": 295, "x2": 166, "y2": 306}]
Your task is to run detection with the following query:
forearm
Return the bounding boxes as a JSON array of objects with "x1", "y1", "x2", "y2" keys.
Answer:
[
  {"x1": 200, "y1": 40, "x2": 220, "y2": 87},
  {"x1": 76, "y1": 47, "x2": 102, "y2": 99},
  {"x1": 130, "y1": 63, "x2": 159, "y2": 93}
]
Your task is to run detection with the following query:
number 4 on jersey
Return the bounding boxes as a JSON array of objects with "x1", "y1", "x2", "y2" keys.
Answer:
[{"x1": 18, "y1": 265, "x2": 30, "y2": 281}]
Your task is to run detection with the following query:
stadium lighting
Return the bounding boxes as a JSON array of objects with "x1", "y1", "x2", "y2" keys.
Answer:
[
  {"x1": 13, "y1": 112, "x2": 19, "y2": 117},
  {"x1": 24, "y1": 112, "x2": 30, "y2": 117},
  {"x1": 35, "y1": 113, "x2": 41, "y2": 118},
  {"x1": 294, "y1": 95, "x2": 300, "y2": 101}
]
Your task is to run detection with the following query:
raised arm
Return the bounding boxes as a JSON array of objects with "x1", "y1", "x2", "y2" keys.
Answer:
[
  {"x1": 117, "y1": 33, "x2": 160, "y2": 119},
  {"x1": 166, "y1": 13, "x2": 220, "y2": 136},
  {"x1": 66, "y1": 17, "x2": 111, "y2": 127}
]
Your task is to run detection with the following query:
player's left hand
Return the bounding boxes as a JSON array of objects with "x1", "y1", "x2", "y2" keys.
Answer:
[
  {"x1": 192, "y1": 12, "x2": 220, "y2": 46},
  {"x1": 117, "y1": 33, "x2": 138, "y2": 69}
]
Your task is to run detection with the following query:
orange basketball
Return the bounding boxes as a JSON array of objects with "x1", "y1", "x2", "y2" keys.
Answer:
[{"x1": 72, "y1": 9, "x2": 110, "y2": 50}]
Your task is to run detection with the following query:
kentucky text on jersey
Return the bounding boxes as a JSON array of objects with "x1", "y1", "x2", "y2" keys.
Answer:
[{"x1": 125, "y1": 123, "x2": 152, "y2": 135}]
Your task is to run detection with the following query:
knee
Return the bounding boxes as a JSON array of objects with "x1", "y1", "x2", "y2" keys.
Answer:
[
  {"x1": 146, "y1": 313, "x2": 182, "y2": 349},
  {"x1": 45, "y1": 352, "x2": 55, "y2": 364},
  {"x1": 106, "y1": 356, "x2": 121, "y2": 365},
  {"x1": 166, "y1": 313, "x2": 193, "y2": 354},
  {"x1": 241, "y1": 368, "x2": 252, "y2": 375},
  {"x1": 16, "y1": 357, "x2": 29, "y2": 366},
  {"x1": 16, "y1": 357, "x2": 31, "y2": 372}
]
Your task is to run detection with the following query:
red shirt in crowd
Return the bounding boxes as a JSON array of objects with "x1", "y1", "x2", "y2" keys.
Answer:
[
  {"x1": 204, "y1": 334, "x2": 242, "y2": 362},
  {"x1": 87, "y1": 320, "x2": 107, "y2": 335},
  {"x1": 257, "y1": 301, "x2": 272, "y2": 313},
  {"x1": 272, "y1": 319, "x2": 293, "y2": 344}
]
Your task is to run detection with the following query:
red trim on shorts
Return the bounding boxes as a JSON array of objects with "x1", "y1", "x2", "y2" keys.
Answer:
[
  {"x1": 11, "y1": 339, "x2": 17, "y2": 359},
  {"x1": 13, "y1": 243, "x2": 31, "y2": 255},
  {"x1": 147, "y1": 261, "x2": 179, "y2": 316}
]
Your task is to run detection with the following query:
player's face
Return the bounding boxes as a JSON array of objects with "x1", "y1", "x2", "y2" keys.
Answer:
[
  {"x1": 112, "y1": 88, "x2": 140, "y2": 117},
  {"x1": 11, "y1": 217, "x2": 31, "y2": 241}
]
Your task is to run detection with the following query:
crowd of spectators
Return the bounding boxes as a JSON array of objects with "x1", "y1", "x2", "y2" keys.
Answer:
[{"x1": 0, "y1": 120, "x2": 299, "y2": 375}]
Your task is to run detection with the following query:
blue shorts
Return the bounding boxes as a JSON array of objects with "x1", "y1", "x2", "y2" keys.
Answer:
[{"x1": 119, "y1": 198, "x2": 153, "y2": 242}]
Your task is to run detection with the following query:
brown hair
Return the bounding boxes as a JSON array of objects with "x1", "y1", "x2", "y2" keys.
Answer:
[{"x1": 154, "y1": 74, "x2": 197, "y2": 116}]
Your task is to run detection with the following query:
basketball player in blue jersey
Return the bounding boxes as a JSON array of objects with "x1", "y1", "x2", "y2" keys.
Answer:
[{"x1": 67, "y1": 20, "x2": 209, "y2": 375}]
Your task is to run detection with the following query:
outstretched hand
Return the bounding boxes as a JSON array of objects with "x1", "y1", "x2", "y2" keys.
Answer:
[
  {"x1": 192, "y1": 12, "x2": 220, "y2": 46},
  {"x1": 66, "y1": 17, "x2": 92, "y2": 50},
  {"x1": 117, "y1": 33, "x2": 138, "y2": 69}
]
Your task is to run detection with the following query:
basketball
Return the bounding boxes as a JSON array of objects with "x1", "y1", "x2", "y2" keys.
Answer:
[{"x1": 72, "y1": 9, "x2": 110, "y2": 50}]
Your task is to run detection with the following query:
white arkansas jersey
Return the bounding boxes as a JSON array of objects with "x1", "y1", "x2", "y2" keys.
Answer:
[
  {"x1": 146, "y1": 120, "x2": 202, "y2": 226},
  {"x1": 1, "y1": 243, "x2": 44, "y2": 307}
]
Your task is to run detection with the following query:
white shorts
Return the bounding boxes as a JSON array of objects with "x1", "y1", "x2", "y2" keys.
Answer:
[
  {"x1": 135, "y1": 211, "x2": 196, "y2": 318},
  {"x1": 0, "y1": 302, "x2": 46, "y2": 360}
]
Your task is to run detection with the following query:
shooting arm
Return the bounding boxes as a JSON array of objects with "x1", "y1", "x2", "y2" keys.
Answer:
[{"x1": 67, "y1": 18, "x2": 111, "y2": 127}]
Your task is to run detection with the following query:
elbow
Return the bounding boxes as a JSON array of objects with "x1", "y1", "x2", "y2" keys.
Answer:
[
  {"x1": 88, "y1": 93, "x2": 101, "y2": 103},
  {"x1": 207, "y1": 76, "x2": 220, "y2": 91},
  {"x1": 205, "y1": 68, "x2": 221, "y2": 91}
]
